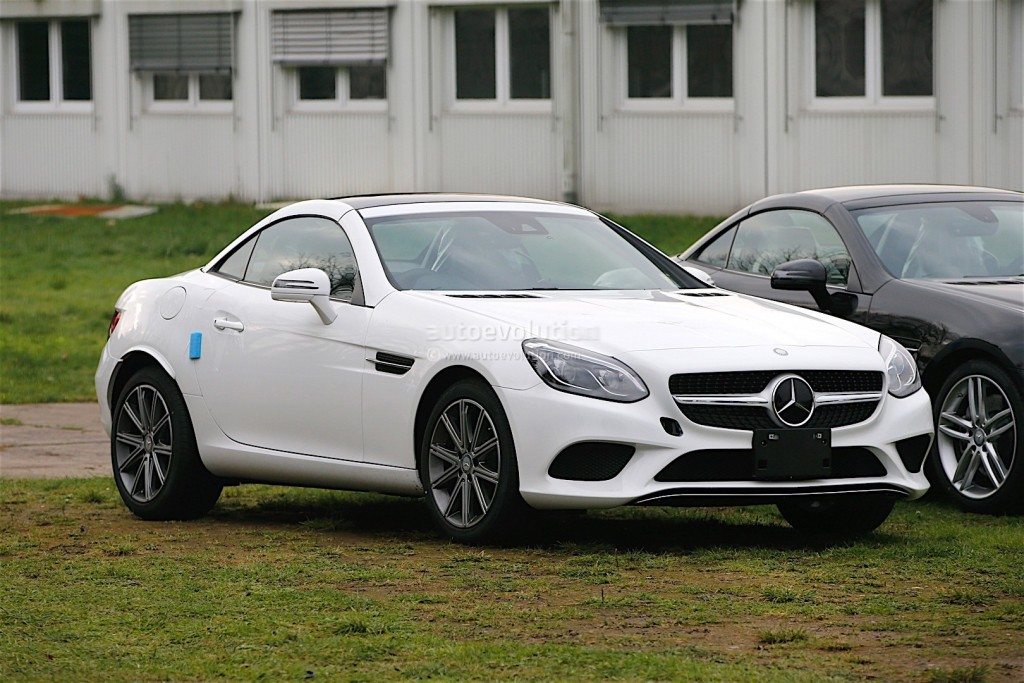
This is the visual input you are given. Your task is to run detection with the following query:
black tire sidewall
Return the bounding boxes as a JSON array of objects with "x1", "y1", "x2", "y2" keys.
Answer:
[
  {"x1": 111, "y1": 366, "x2": 220, "y2": 520},
  {"x1": 418, "y1": 379, "x2": 527, "y2": 544},
  {"x1": 926, "y1": 359, "x2": 1024, "y2": 514}
]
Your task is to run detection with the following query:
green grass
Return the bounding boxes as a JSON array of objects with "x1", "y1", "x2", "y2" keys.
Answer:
[
  {"x1": 0, "y1": 201, "x2": 720, "y2": 403},
  {"x1": 1, "y1": 480, "x2": 1021, "y2": 681}
]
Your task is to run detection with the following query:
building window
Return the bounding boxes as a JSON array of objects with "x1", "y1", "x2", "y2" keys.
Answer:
[
  {"x1": 813, "y1": 0, "x2": 933, "y2": 102},
  {"x1": 147, "y1": 73, "x2": 232, "y2": 110},
  {"x1": 14, "y1": 19, "x2": 92, "y2": 108},
  {"x1": 293, "y1": 65, "x2": 386, "y2": 109},
  {"x1": 622, "y1": 23, "x2": 733, "y2": 105},
  {"x1": 452, "y1": 6, "x2": 551, "y2": 104}
]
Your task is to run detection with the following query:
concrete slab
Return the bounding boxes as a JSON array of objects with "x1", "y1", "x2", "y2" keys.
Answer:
[{"x1": 0, "y1": 403, "x2": 108, "y2": 478}]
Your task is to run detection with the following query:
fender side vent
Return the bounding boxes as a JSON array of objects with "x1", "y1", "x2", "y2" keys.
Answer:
[{"x1": 375, "y1": 352, "x2": 414, "y2": 375}]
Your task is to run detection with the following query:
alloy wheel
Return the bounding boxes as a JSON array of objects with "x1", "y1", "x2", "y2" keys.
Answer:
[
  {"x1": 427, "y1": 398, "x2": 501, "y2": 528},
  {"x1": 936, "y1": 375, "x2": 1017, "y2": 499},
  {"x1": 114, "y1": 384, "x2": 173, "y2": 503}
]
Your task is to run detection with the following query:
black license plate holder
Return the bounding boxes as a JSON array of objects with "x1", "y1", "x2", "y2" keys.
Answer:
[{"x1": 753, "y1": 429, "x2": 832, "y2": 480}]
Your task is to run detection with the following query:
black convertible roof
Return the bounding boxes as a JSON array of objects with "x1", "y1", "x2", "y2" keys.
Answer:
[
  {"x1": 749, "y1": 184, "x2": 1022, "y2": 213},
  {"x1": 330, "y1": 192, "x2": 564, "y2": 211}
]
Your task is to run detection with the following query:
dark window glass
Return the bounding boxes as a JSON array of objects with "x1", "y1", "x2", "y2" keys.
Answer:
[
  {"x1": 153, "y1": 73, "x2": 189, "y2": 100},
  {"x1": 455, "y1": 9, "x2": 496, "y2": 99},
  {"x1": 815, "y1": 0, "x2": 865, "y2": 97},
  {"x1": 245, "y1": 217, "x2": 358, "y2": 300},
  {"x1": 696, "y1": 226, "x2": 736, "y2": 267},
  {"x1": 60, "y1": 20, "x2": 91, "y2": 101},
  {"x1": 729, "y1": 210, "x2": 851, "y2": 286},
  {"x1": 627, "y1": 25, "x2": 672, "y2": 98},
  {"x1": 882, "y1": 0, "x2": 933, "y2": 96},
  {"x1": 349, "y1": 65, "x2": 386, "y2": 100},
  {"x1": 687, "y1": 25, "x2": 732, "y2": 98},
  {"x1": 199, "y1": 73, "x2": 232, "y2": 101},
  {"x1": 298, "y1": 66, "x2": 337, "y2": 100},
  {"x1": 509, "y1": 7, "x2": 551, "y2": 99},
  {"x1": 17, "y1": 22, "x2": 50, "y2": 101},
  {"x1": 215, "y1": 235, "x2": 257, "y2": 280}
]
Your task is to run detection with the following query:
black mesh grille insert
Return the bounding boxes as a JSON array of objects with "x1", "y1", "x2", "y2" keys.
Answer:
[
  {"x1": 676, "y1": 401, "x2": 878, "y2": 431},
  {"x1": 669, "y1": 370, "x2": 883, "y2": 395},
  {"x1": 548, "y1": 442, "x2": 635, "y2": 481},
  {"x1": 655, "y1": 447, "x2": 886, "y2": 482}
]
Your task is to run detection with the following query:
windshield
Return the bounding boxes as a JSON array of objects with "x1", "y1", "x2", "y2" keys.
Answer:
[
  {"x1": 363, "y1": 210, "x2": 689, "y2": 291},
  {"x1": 852, "y1": 201, "x2": 1024, "y2": 279}
]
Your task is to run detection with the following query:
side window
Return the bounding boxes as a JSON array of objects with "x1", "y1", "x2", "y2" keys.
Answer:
[
  {"x1": 728, "y1": 210, "x2": 852, "y2": 286},
  {"x1": 243, "y1": 216, "x2": 359, "y2": 300},
  {"x1": 694, "y1": 226, "x2": 736, "y2": 267},
  {"x1": 213, "y1": 234, "x2": 257, "y2": 280}
]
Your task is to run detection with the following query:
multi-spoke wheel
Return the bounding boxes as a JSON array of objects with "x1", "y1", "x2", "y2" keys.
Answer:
[
  {"x1": 930, "y1": 360, "x2": 1023, "y2": 514},
  {"x1": 419, "y1": 379, "x2": 530, "y2": 543},
  {"x1": 111, "y1": 366, "x2": 222, "y2": 520}
]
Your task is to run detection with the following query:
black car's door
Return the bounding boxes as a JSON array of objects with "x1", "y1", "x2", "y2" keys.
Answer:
[{"x1": 688, "y1": 209, "x2": 873, "y2": 324}]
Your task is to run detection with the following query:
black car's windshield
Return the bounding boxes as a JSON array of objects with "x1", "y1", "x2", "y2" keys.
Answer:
[
  {"x1": 363, "y1": 210, "x2": 690, "y2": 291},
  {"x1": 852, "y1": 201, "x2": 1024, "y2": 279}
]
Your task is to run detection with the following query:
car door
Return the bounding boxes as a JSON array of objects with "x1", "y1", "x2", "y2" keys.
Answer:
[
  {"x1": 195, "y1": 215, "x2": 371, "y2": 462},
  {"x1": 700, "y1": 209, "x2": 873, "y2": 324}
]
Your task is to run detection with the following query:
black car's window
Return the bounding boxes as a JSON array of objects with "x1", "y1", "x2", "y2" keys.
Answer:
[
  {"x1": 727, "y1": 209, "x2": 851, "y2": 286},
  {"x1": 695, "y1": 225, "x2": 736, "y2": 267},
  {"x1": 852, "y1": 201, "x2": 1024, "y2": 279},
  {"x1": 213, "y1": 234, "x2": 257, "y2": 280},
  {"x1": 243, "y1": 216, "x2": 358, "y2": 300},
  {"x1": 364, "y1": 211, "x2": 686, "y2": 291}
]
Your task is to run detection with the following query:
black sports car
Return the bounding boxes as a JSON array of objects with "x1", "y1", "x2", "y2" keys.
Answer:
[{"x1": 676, "y1": 185, "x2": 1024, "y2": 514}]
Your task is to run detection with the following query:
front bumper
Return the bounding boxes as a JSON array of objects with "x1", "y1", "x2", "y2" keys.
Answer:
[{"x1": 498, "y1": 380, "x2": 933, "y2": 510}]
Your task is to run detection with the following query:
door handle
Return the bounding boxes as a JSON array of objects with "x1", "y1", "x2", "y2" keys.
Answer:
[{"x1": 213, "y1": 317, "x2": 244, "y2": 332}]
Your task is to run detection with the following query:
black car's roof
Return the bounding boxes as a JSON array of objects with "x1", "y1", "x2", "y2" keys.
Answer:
[
  {"x1": 749, "y1": 184, "x2": 1023, "y2": 213},
  {"x1": 330, "y1": 192, "x2": 565, "y2": 211}
]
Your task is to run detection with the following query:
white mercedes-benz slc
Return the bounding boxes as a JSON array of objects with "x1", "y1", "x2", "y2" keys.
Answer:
[{"x1": 96, "y1": 194, "x2": 934, "y2": 543}]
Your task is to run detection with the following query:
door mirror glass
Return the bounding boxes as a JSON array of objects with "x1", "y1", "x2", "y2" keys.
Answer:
[{"x1": 271, "y1": 268, "x2": 337, "y2": 324}]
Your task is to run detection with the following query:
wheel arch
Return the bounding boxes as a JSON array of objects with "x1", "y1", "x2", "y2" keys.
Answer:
[
  {"x1": 924, "y1": 339, "x2": 1023, "y2": 398},
  {"x1": 107, "y1": 348, "x2": 177, "y2": 410},
  {"x1": 413, "y1": 365, "x2": 492, "y2": 467}
]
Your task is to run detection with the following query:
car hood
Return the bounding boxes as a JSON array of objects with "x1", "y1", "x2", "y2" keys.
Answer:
[
  {"x1": 902, "y1": 278, "x2": 1024, "y2": 312},
  {"x1": 410, "y1": 289, "x2": 879, "y2": 354}
]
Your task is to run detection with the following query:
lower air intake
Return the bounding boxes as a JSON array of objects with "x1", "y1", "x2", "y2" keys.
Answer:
[{"x1": 548, "y1": 442, "x2": 635, "y2": 481}]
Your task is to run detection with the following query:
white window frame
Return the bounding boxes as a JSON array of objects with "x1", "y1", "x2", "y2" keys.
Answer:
[
  {"x1": 806, "y1": 0, "x2": 936, "y2": 112},
  {"x1": 446, "y1": 6, "x2": 553, "y2": 114},
  {"x1": 288, "y1": 66, "x2": 388, "y2": 113},
  {"x1": 10, "y1": 19, "x2": 93, "y2": 114},
  {"x1": 616, "y1": 24, "x2": 734, "y2": 113},
  {"x1": 142, "y1": 72, "x2": 233, "y2": 114}
]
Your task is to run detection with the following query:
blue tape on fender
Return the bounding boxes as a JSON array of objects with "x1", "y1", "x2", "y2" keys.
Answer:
[{"x1": 189, "y1": 332, "x2": 202, "y2": 360}]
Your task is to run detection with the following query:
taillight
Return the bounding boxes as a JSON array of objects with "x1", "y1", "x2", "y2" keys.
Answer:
[{"x1": 108, "y1": 310, "x2": 122, "y2": 337}]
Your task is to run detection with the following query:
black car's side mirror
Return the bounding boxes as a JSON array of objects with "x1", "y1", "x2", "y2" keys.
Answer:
[{"x1": 771, "y1": 259, "x2": 833, "y2": 313}]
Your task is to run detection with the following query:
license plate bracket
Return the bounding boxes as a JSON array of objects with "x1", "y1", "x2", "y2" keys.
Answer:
[{"x1": 753, "y1": 428, "x2": 832, "y2": 480}]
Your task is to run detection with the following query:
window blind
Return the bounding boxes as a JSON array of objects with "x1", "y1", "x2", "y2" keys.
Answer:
[
  {"x1": 272, "y1": 9, "x2": 390, "y2": 66},
  {"x1": 599, "y1": 0, "x2": 734, "y2": 25},
  {"x1": 128, "y1": 13, "x2": 234, "y2": 72}
]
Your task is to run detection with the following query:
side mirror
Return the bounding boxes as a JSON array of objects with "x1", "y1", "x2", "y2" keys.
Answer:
[
  {"x1": 682, "y1": 265, "x2": 715, "y2": 287},
  {"x1": 271, "y1": 268, "x2": 337, "y2": 324},
  {"x1": 771, "y1": 259, "x2": 832, "y2": 313}
]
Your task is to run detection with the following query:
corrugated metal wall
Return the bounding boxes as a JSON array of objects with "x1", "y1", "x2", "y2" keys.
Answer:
[{"x1": 0, "y1": 0, "x2": 1020, "y2": 213}]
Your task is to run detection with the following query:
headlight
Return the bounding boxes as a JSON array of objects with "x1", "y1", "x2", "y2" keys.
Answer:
[
  {"x1": 878, "y1": 335, "x2": 921, "y2": 398},
  {"x1": 522, "y1": 339, "x2": 649, "y2": 403}
]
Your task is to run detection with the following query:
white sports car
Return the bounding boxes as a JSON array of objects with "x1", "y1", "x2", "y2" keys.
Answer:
[{"x1": 96, "y1": 194, "x2": 933, "y2": 543}]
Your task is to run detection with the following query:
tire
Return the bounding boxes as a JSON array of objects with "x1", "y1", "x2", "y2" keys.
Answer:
[
  {"x1": 418, "y1": 379, "x2": 531, "y2": 544},
  {"x1": 777, "y1": 495, "x2": 895, "y2": 536},
  {"x1": 927, "y1": 359, "x2": 1023, "y2": 514},
  {"x1": 111, "y1": 366, "x2": 222, "y2": 520}
]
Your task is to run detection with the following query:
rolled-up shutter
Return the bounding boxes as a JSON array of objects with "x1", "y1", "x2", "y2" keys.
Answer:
[
  {"x1": 598, "y1": 0, "x2": 735, "y2": 25},
  {"x1": 129, "y1": 13, "x2": 235, "y2": 72},
  {"x1": 271, "y1": 9, "x2": 390, "y2": 66}
]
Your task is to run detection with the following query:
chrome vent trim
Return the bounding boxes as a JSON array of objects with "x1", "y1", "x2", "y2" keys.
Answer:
[{"x1": 371, "y1": 351, "x2": 414, "y2": 375}]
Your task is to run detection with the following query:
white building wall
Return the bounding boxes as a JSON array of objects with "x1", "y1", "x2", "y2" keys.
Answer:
[{"x1": 0, "y1": 0, "x2": 1020, "y2": 212}]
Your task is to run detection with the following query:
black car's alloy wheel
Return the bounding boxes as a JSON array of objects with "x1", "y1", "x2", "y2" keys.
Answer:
[
  {"x1": 930, "y1": 360, "x2": 1023, "y2": 514},
  {"x1": 111, "y1": 366, "x2": 223, "y2": 520}
]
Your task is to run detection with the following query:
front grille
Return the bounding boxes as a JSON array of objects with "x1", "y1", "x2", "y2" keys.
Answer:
[
  {"x1": 676, "y1": 401, "x2": 879, "y2": 430},
  {"x1": 669, "y1": 370, "x2": 883, "y2": 395},
  {"x1": 655, "y1": 447, "x2": 886, "y2": 482}
]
